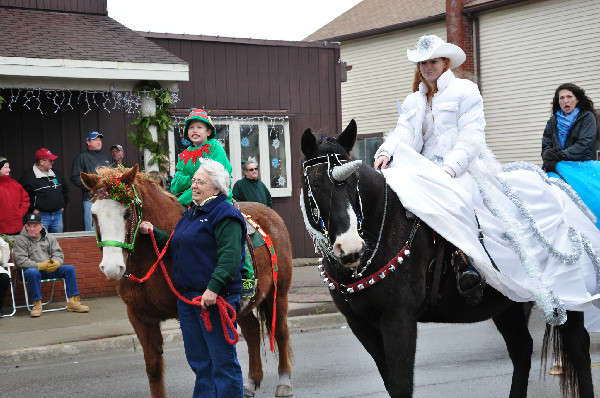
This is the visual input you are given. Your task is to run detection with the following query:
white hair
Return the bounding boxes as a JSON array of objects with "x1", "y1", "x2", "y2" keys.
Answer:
[{"x1": 198, "y1": 158, "x2": 231, "y2": 195}]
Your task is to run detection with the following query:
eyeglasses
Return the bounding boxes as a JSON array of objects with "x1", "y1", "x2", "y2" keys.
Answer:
[
  {"x1": 42, "y1": 159, "x2": 54, "y2": 163},
  {"x1": 190, "y1": 178, "x2": 207, "y2": 186},
  {"x1": 246, "y1": 167, "x2": 258, "y2": 172}
]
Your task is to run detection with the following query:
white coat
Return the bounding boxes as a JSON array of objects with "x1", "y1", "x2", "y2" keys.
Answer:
[{"x1": 375, "y1": 70, "x2": 600, "y2": 330}]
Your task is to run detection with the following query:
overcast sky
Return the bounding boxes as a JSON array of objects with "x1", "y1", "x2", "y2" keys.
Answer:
[{"x1": 106, "y1": 0, "x2": 362, "y2": 41}]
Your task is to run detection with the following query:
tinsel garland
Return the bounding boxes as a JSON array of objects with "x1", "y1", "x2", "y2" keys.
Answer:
[
  {"x1": 299, "y1": 188, "x2": 334, "y2": 259},
  {"x1": 471, "y1": 170, "x2": 567, "y2": 326}
]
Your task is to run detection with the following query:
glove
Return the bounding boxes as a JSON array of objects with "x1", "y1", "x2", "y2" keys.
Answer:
[
  {"x1": 46, "y1": 259, "x2": 60, "y2": 273},
  {"x1": 37, "y1": 260, "x2": 51, "y2": 272},
  {"x1": 542, "y1": 147, "x2": 564, "y2": 161},
  {"x1": 543, "y1": 159, "x2": 558, "y2": 173}
]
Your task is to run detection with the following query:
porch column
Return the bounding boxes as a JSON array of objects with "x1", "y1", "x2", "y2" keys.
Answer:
[{"x1": 141, "y1": 94, "x2": 158, "y2": 172}]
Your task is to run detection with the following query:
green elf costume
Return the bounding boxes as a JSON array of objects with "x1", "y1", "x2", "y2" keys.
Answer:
[{"x1": 171, "y1": 108, "x2": 256, "y2": 298}]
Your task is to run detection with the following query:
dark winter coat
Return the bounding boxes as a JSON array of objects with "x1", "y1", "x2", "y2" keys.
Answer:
[
  {"x1": 70, "y1": 149, "x2": 112, "y2": 200},
  {"x1": 232, "y1": 177, "x2": 273, "y2": 208},
  {"x1": 541, "y1": 110, "x2": 597, "y2": 161},
  {"x1": 20, "y1": 165, "x2": 69, "y2": 213}
]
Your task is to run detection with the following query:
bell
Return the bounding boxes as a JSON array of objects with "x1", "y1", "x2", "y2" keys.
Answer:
[
  {"x1": 320, "y1": 271, "x2": 326, "y2": 278},
  {"x1": 358, "y1": 283, "x2": 364, "y2": 290},
  {"x1": 318, "y1": 258, "x2": 323, "y2": 265},
  {"x1": 405, "y1": 249, "x2": 411, "y2": 257},
  {"x1": 317, "y1": 264, "x2": 324, "y2": 272},
  {"x1": 398, "y1": 257, "x2": 404, "y2": 264},
  {"x1": 379, "y1": 272, "x2": 386, "y2": 279},
  {"x1": 347, "y1": 287, "x2": 355, "y2": 294},
  {"x1": 389, "y1": 264, "x2": 396, "y2": 272},
  {"x1": 328, "y1": 283, "x2": 335, "y2": 290},
  {"x1": 323, "y1": 278, "x2": 329, "y2": 284},
  {"x1": 368, "y1": 278, "x2": 375, "y2": 285}
]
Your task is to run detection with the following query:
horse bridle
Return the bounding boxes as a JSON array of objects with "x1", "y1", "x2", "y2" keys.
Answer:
[
  {"x1": 94, "y1": 187, "x2": 143, "y2": 255},
  {"x1": 302, "y1": 153, "x2": 365, "y2": 243}
]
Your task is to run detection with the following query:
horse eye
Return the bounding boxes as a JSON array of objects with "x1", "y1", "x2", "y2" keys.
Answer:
[{"x1": 124, "y1": 209, "x2": 131, "y2": 219}]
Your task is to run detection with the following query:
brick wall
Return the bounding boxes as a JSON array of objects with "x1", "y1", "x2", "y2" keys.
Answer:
[
  {"x1": 446, "y1": 0, "x2": 475, "y2": 78},
  {"x1": 11, "y1": 235, "x2": 118, "y2": 305}
]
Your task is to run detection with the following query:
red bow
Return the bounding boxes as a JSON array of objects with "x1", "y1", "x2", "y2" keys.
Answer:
[{"x1": 179, "y1": 144, "x2": 212, "y2": 165}]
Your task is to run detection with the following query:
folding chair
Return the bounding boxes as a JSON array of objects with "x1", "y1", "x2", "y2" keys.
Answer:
[
  {"x1": 1, "y1": 263, "x2": 16, "y2": 317},
  {"x1": 17, "y1": 268, "x2": 68, "y2": 313}
]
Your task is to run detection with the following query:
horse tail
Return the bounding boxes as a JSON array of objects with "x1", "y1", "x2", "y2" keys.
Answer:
[
  {"x1": 541, "y1": 322, "x2": 578, "y2": 398},
  {"x1": 257, "y1": 298, "x2": 294, "y2": 364}
]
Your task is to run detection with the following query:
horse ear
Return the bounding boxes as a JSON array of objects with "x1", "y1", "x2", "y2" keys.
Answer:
[
  {"x1": 301, "y1": 128, "x2": 317, "y2": 158},
  {"x1": 81, "y1": 172, "x2": 101, "y2": 191},
  {"x1": 338, "y1": 119, "x2": 357, "y2": 155},
  {"x1": 121, "y1": 164, "x2": 139, "y2": 186}
]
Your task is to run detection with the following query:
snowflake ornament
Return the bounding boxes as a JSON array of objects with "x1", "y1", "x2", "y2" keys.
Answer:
[{"x1": 272, "y1": 138, "x2": 280, "y2": 149}]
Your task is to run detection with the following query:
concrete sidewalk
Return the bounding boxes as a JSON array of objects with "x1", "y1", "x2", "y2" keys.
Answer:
[{"x1": 0, "y1": 261, "x2": 345, "y2": 366}]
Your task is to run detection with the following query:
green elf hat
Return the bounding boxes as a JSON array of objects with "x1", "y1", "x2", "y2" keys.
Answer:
[{"x1": 183, "y1": 108, "x2": 216, "y2": 140}]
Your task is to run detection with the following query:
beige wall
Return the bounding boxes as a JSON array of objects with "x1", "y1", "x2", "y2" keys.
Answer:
[
  {"x1": 479, "y1": 0, "x2": 600, "y2": 164},
  {"x1": 340, "y1": 22, "x2": 447, "y2": 137}
]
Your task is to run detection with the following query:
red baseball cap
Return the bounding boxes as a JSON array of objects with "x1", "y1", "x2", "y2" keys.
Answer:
[{"x1": 34, "y1": 148, "x2": 58, "y2": 161}]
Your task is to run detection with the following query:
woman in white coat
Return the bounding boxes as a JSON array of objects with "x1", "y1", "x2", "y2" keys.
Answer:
[{"x1": 374, "y1": 35, "x2": 600, "y2": 330}]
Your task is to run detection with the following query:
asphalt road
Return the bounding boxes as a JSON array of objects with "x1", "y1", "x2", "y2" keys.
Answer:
[{"x1": 2, "y1": 313, "x2": 600, "y2": 398}]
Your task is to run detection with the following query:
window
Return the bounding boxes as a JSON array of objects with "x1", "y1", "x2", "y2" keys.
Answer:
[
  {"x1": 173, "y1": 116, "x2": 291, "y2": 197},
  {"x1": 351, "y1": 136, "x2": 383, "y2": 165}
]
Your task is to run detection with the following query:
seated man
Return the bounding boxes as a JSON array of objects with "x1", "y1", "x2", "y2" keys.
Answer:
[{"x1": 12, "y1": 214, "x2": 89, "y2": 317}]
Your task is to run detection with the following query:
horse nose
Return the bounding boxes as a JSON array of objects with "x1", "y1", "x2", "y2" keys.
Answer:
[
  {"x1": 334, "y1": 241, "x2": 365, "y2": 265},
  {"x1": 99, "y1": 257, "x2": 126, "y2": 280}
]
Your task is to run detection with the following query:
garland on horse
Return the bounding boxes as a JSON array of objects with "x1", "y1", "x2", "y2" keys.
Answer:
[
  {"x1": 81, "y1": 165, "x2": 294, "y2": 398},
  {"x1": 300, "y1": 120, "x2": 595, "y2": 398}
]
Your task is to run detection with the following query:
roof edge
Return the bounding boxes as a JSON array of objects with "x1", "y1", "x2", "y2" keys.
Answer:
[
  {"x1": 305, "y1": 13, "x2": 446, "y2": 42},
  {"x1": 464, "y1": 0, "x2": 530, "y2": 14},
  {"x1": 139, "y1": 31, "x2": 340, "y2": 48}
]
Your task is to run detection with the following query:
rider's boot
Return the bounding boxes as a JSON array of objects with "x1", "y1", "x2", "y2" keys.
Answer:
[{"x1": 452, "y1": 249, "x2": 485, "y2": 305}]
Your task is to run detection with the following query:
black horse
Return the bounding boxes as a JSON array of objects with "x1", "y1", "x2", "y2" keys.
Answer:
[{"x1": 300, "y1": 120, "x2": 594, "y2": 398}]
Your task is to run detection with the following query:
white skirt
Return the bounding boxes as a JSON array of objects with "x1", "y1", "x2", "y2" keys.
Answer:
[{"x1": 382, "y1": 142, "x2": 600, "y2": 331}]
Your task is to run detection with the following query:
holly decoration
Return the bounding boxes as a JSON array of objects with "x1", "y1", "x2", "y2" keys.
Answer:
[{"x1": 105, "y1": 172, "x2": 141, "y2": 207}]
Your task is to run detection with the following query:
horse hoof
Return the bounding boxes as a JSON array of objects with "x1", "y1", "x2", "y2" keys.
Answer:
[
  {"x1": 275, "y1": 384, "x2": 293, "y2": 397},
  {"x1": 243, "y1": 385, "x2": 256, "y2": 397}
]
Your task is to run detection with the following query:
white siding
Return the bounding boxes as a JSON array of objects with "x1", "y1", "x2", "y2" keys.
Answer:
[
  {"x1": 340, "y1": 22, "x2": 447, "y2": 137},
  {"x1": 479, "y1": 0, "x2": 600, "y2": 164}
]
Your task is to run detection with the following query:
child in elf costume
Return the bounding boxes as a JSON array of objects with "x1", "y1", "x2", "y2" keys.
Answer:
[{"x1": 171, "y1": 108, "x2": 256, "y2": 299}]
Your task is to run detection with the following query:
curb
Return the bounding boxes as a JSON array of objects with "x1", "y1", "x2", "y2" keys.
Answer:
[{"x1": 0, "y1": 313, "x2": 346, "y2": 367}]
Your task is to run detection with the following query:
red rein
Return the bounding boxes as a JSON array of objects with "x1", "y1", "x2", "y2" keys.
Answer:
[{"x1": 129, "y1": 229, "x2": 239, "y2": 345}]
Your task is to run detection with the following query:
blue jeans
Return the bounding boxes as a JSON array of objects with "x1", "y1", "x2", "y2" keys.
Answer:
[
  {"x1": 22, "y1": 265, "x2": 79, "y2": 302},
  {"x1": 178, "y1": 293, "x2": 243, "y2": 398},
  {"x1": 83, "y1": 200, "x2": 93, "y2": 231},
  {"x1": 38, "y1": 210, "x2": 64, "y2": 233}
]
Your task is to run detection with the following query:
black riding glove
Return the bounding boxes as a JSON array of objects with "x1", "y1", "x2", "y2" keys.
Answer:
[
  {"x1": 543, "y1": 159, "x2": 558, "y2": 173},
  {"x1": 542, "y1": 147, "x2": 565, "y2": 161}
]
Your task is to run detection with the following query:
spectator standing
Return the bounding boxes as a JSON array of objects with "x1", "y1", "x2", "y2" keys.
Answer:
[
  {"x1": 110, "y1": 144, "x2": 125, "y2": 168},
  {"x1": 13, "y1": 214, "x2": 90, "y2": 317},
  {"x1": 232, "y1": 160, "x2": 273, "y2": 208},
  {"x1": 0, "y1": 156, "x2": 30, "y2": 235},
  {"x1": 0, "y1": 236, "x2": 10, "y2": 317},
  {"x1": 70, "y1": 132, "x2": 112, "y2": 231},
  {"x1": 19, "y1": 148, "x2": 69, "y2": 233}
]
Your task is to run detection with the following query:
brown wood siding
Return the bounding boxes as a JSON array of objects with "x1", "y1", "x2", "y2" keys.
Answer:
[
  {"x1": 150, "y1": 37, "x2": 342, "y2": 258},
  {"x1": 0, "y1": 0, "x2": 106, "y2": 14},
  {"x1": 0, "y1": 90, "x2": 140, "y2": 232}
]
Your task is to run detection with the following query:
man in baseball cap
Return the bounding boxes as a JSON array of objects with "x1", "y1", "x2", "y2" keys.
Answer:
[
  {"x1": 70, "y1": 131, "x2": 112, "y2": 231},
  {"x1": 110, "y1": 144, "x2": 125, "y2": 168},
  {"x1": 19, "y1": 148, "x2": 69, "y2": 233},
  {"x1": 13, "y1": 213, "x2": 90, "y2": 317}
]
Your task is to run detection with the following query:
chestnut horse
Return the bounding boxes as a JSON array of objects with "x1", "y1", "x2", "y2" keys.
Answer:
[
  {"x1": 81, "y1": 166, "x2": 293, "y2": 398},
  {"x1": 299, "y1": 120, "x2": 594, "y2": 398}
]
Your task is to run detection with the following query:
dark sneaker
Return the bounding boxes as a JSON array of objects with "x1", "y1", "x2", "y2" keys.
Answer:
[{"x1": 242, "y1": 278, "x2": 257, "y2": 299}]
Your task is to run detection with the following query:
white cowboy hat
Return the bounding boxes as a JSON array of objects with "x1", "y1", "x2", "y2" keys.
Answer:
[{"x1": 407, "y1": 35, "x2": 466, "y2": 68}]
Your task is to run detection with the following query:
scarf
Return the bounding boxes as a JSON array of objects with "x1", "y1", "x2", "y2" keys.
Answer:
[{"x1": 556, "y1": 107, "x2": 580, "y2": 149}]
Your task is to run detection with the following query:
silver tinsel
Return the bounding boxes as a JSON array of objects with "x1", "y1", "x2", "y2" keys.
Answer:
[{"x1": 300, "y1": 189, "x2": 333, "y2": 258}]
